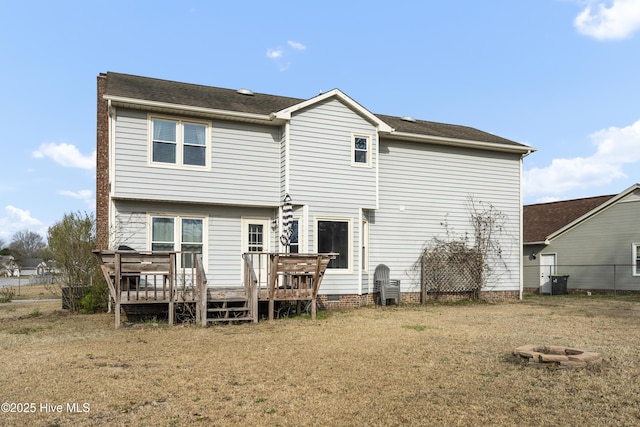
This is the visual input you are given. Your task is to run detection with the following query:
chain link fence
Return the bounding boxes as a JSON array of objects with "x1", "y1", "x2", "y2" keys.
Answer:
[{"x1": 524, "y1": 264, "x2": 640, "y2": 296}]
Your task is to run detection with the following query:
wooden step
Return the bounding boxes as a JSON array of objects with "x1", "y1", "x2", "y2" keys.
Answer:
[
  {"x1": 207, "y1": 307, "x2": 250, "y2": 313},
  {"x1": 207, "y1": 317, "x2": 254, "y2": 323}
]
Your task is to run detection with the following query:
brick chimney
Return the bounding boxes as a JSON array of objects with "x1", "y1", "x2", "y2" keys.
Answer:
[{"x1": 95, "y1": 73, "x2": 109, "y2": 250}]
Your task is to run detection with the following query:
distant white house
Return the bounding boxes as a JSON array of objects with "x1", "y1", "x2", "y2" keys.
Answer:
[{"x1": 0, "y1": 255, "x2": 18, "y2": 277}]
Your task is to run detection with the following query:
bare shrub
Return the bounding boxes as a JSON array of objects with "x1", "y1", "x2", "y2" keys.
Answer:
[{"x1": 420, "y1": 196, "x2": 510, "y2": 300}]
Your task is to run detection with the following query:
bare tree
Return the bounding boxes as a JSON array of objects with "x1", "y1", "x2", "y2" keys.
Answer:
[
  {"x1": 9, "y1": 230, "x2": 46, "y2": 259},
  {"x1": 48, "y1": 211, "x2": 107, "y2": 312},
  {"x1": 466, "y1": 196, "x2": 510, "y2": 297}
]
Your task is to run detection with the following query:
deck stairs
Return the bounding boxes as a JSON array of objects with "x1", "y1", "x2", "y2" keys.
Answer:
[{"x1": 204, "y1": 287, "x2": 254, "y2": 323}]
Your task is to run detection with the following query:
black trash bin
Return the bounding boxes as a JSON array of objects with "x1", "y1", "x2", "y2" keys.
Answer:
[{"x1": 550, "y1": 275, "x2": 569, "y2": 295}]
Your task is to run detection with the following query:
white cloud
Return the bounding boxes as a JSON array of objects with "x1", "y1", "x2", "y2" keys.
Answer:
[
  {"x1": 0, "y1": 206, "x2": 45, "y2": 242},
  {"x1": 58, "y1": 189, "x2": 92, "y2": 200},
  {"x1": 288, "y1": 40, "x2": 307, "y2": 51},
  {"x1": 58, "y1": 189, "x2": 95, "y2": 208},
  {"x1": 33, "y1": 142, "x2": 95, "y2": 170},
  {"x1": 524, "y1": 119, "x2": 640, "y2": 198},
  {"x1": 267, "y1": 40, "x2": 307, "y2": 71},
  {"x1": 574, "y1": 0, "x2": 640, "y2": 40},
  {"x1": 266, "y1": 48, "x2": 284, "y2": 59}
]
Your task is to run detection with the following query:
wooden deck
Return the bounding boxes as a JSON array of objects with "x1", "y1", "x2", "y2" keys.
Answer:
[{"x1": 93, "y1": 250, "x2": 334, "y2": 328}]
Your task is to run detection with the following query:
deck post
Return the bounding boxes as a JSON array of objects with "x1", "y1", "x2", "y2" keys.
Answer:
[
  {"x1": 168, "y1": 252, "x2": 175, "y2": 326},
  {"x1": 114, "y1": 252, "x2": 121, "y2": 329},
  {"x1": 268, "y1": 254, "x2": 279, "y2": 321},
  {"x1": 201, "y1": 278, "x2": 207, "y2": 327},
  {"x1": 252, "y1": 278, "x2": 259, "y2": 323}
]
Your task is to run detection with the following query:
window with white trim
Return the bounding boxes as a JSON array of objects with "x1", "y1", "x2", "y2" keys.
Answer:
[
  {"x1": 352, "y1": 134, "x2": 370, "y2": 166},
  {"x1": 151, "y1": 216, "x2": 204, "y2": 268},
  {"x1": 317, "y1": 219, "x2": 350, "y2": 269},
  {"x1": 151, "y1": 117, "x2": 208, "y2": 167},
  {"x1": 633, "y1": 243, "x2": 640, "y2": 276}
]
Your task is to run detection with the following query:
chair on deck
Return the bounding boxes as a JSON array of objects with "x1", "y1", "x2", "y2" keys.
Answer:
[{"x1": 374, "y1": 264, "x2": 401, "y2": 307}]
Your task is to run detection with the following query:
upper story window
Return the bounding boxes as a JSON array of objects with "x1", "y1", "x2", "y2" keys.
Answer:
[
  {"x1": 352, "y1": 134, "x2": 371, "y2": 167},
  {"x1": 151, "y1": 117, "x2": 209, "y2": 168}
]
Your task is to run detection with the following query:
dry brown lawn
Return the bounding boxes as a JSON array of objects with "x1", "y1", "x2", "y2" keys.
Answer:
[{"x1": 1, "y1": 291, "x2": 639, "y2": 426}]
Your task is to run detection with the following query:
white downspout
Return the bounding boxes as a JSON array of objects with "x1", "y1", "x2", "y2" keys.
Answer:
[
  {"x1": 108, "y1": 100, "x2": 116, "y2": 250},
  {"x1": 519, "y1": 150, "x2": 532, "y2": 300},
  {"x1": 284, "y1": 121, "x2": 290, "y2": 194},
  {"x1": 358, "y1": 208, "x2": 363, "y2": 296}
]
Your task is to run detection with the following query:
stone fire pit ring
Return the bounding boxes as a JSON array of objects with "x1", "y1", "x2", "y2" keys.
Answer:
[{"x1": 513, "y1": 345, "x2": 602, "y2": 368}]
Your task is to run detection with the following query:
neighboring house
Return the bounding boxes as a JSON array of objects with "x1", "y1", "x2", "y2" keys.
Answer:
[
  {"x1": 19, "y1": 258, "x2": 45, "y2": 276},
  {"x1": 96, "y1": 72, "x2": 534, "y2": 307},
  {"x1": 523, "y1": 184, "x2": 640, "y2": 294},
  {"x1": 0, "y1": 255, "x2": 16, "y2": 277}
]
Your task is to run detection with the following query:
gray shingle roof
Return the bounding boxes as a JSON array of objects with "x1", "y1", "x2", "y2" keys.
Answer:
[{"x1": 104, "y1": 72, "x2": 527, "y2": 148}]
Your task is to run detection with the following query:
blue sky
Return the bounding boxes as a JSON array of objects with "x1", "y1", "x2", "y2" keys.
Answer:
[{"x1": 1, "y1": 0, "x2": 640, "y2": 243}]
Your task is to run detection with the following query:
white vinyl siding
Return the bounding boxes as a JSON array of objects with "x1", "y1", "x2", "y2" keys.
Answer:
[
  {"x1": 373, "y1": 139, "x2": 522, "y2": 293},
  {"x1": 286, "y1": 99, "x2": 375, "y2": 293},
  {"x1": 113, "y1": 109, "x2": 280, "y2": 206},
  {"x1": 288, "y1": 99, "x2": 377, "y2": 210}
]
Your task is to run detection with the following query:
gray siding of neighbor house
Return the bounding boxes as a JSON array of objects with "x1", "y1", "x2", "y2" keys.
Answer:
[
  {"x1": 112, "y1": 108, "x2": 281, "y2": 206},
  {"x1": 531, "y1": 192, "x2": 640, "y2": 291},
  {"x1": 372, "y1": 139, "x2": 523, "y2": 294},
  {"x1": 522, "y1": 244, "x2": 546, "y2": 290},
  {"x1": 286, "y1": 98, "x2": 378, "y2": 294},
  {"x1": 113, "y1": 200, "x2": 276, "y2": 288}
]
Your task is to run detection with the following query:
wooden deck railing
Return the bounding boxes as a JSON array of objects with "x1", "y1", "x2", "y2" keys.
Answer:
[
  {"x1": 243, "y1": 252, "x2": 335, "y2": 320},
  {"x1": 95, "y1": 250, "x2": 334, "y2": 327},
  {"x1": 242, "y1": 253, "x2": 260, "y2": 325},
  {"x1": 94, "y1": 250, "x2": 204, "y2": 328}
]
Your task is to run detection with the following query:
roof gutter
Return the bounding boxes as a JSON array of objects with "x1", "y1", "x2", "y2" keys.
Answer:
[
  {"x1": 382, "y1": 131, "x2": 536, "y2": 155},
  {"x1": 524, "y1": 240, "x2": 550, "y2": 246},
  {"x1": 104, "y1": 95, "x2": 279, "y2": 124}
]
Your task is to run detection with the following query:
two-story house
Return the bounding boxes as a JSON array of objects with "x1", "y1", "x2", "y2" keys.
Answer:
[{"x1": 96, "y1": 72, "x2": 534, "y2": 309}]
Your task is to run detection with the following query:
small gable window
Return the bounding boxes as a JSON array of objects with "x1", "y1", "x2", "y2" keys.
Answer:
[{"x1": 352, "y1": 134, "x2": 371, "y2": 167}]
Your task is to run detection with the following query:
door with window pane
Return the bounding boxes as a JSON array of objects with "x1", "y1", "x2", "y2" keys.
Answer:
[{"x1": 242, "y1": 218, "x2": 271, "y2": 285}]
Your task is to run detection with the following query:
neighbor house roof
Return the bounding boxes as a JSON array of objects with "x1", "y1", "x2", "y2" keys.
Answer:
[
  {"x1": 103, "y1": 72, "x2": 533, "y2": 153},
  {"x1": 524, "y1": 195, "x2": 616, "y2": 244}
]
